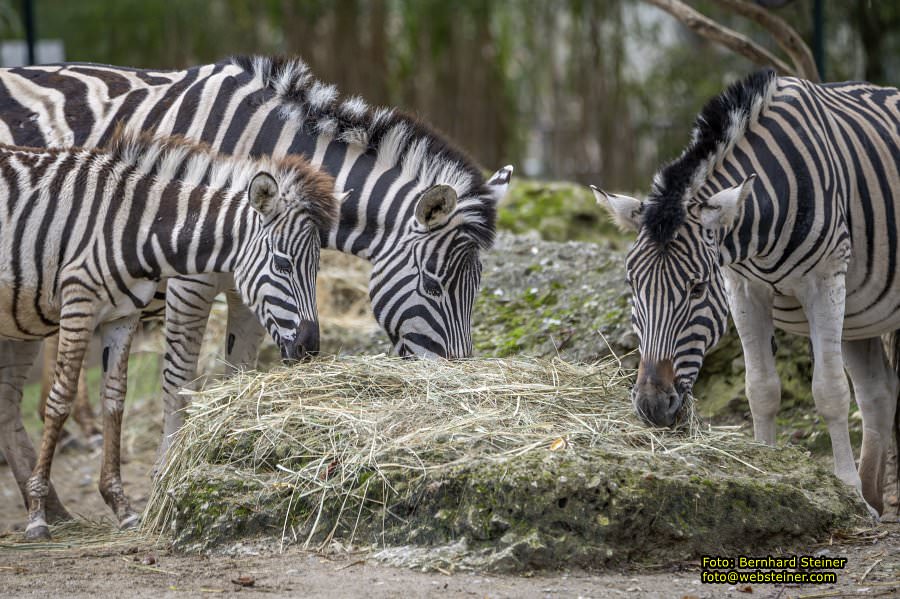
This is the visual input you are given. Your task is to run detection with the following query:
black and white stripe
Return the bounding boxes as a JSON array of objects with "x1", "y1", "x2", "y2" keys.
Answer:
[{"x1": 594, "y1": 69, "x2": 900, "y2": 514}]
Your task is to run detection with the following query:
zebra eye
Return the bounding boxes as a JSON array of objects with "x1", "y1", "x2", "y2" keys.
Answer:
[
  {"x1": 690, "y1": 281, "x2": 707, "y2": 300},
  {"x1": 422, "y1": 272, "x2": 442, "y2": 297},
  {"x1": 273, "y1": 254, "x2": 293, "y2": 274}
]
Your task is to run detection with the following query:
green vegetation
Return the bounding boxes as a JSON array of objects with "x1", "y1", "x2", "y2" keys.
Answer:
[{"x1": 498, "y1": 181, "x2": 627, "y2": 245}]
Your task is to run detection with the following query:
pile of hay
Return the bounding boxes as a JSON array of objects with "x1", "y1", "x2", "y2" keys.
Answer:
[{"x1": 144, "y1": 356, "x2": 868, "y2": 571}]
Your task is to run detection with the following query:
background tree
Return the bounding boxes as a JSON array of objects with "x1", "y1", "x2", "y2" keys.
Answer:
[{"x1": 0, "y1": 0, "x2": 895, "y2": 189}]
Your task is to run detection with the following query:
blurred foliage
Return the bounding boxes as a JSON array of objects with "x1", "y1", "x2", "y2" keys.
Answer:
[{"x1": 0, "y1": 0, "x2": 896, "y2": 191}]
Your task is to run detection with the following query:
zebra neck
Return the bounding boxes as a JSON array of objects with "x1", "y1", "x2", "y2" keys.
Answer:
[
  {"x1": 297, "y1": 132, "x2": 419, "y2": 263},
  {"x1": 142, "y1": 182, "x2": 252, "y2": 278},
  {"x1": 716, "y1": 178, "x2": 771, "y2": 267}
]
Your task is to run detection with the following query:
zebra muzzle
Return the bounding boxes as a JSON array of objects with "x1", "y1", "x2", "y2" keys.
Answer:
[
  {"x1": 633, "y1": 358, "x2": 683, "y2": 428},
  {"x1": 280, "y1": 319, "x2": 320, "y2": 362}
]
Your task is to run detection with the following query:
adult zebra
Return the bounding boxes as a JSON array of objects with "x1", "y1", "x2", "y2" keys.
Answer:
[
  {"x1": 0, "y1": 55, "x2": 512, "y2": 460},
  {"x1": 0, "y1": 130, "x2": 337, "y2": 538},
  {"x1": 592, "y1": 69, "x2": 899, "y2": 515}
]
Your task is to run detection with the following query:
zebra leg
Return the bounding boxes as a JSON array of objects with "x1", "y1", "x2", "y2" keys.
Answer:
[
  {"x1": 26, "y1": 310, "x2": 95, "y2": 540},
  {"x1": 40, "y1": 336, "x2": 100, "y2": 449},
  {"x1": 224, "y1": 286, "x2": 266, "y2": 371},
  {"x1": 97, "y1": 316, "x2": 141, "y2": 529},
  {"x1": 725, "y1": 274, "x2": 781, "y2": 444},
  {"x1": 843, "y1": 338, "x2": 898, "y2": 515},
  {"x1": 0, "y1": 340, "x2": 72, "y2": 524},
  {"x1": 156, "y1": 275, "x2": 219, "y2": 472},
  {"x1": 798, "y1": 271, "x2": 863, "y2": 495},
  {"x1": 72, "y1": 368, "x2": 101, "y2": 447}
]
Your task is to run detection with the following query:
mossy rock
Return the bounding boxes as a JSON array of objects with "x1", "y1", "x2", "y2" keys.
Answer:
[
  {"x1": 163, "y1": 442, "x2": 868, "y2": 569},
  {"x1": 497, "y1": 180, "x2": 628, "y2": 245}
]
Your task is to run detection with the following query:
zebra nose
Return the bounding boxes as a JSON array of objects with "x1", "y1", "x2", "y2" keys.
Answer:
[
  {"x1": 633, "y1": 358, "x2": 682, "y2": 427},
  {"x1": 281, "y1": 319, "x2": 319, "y2": 362}
]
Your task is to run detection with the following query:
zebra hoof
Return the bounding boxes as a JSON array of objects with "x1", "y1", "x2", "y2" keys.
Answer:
[
  {"x1": 119, "y1": 513, "x2": 140, "y2": 530},
  {"x1": 865, "y1": 501, "x2": 881, "y2": 522},
  {"x1": 24, "y1": 523, "x2": 51, "y2": 541}
]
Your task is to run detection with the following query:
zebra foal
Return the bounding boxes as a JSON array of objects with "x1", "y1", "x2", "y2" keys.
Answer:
[
  {"x1": 0, "y1": 131, "x2": 337, "y2": 539},
  {"x1": 594, "y1": 70, "x2": 899, "y2": 514}
]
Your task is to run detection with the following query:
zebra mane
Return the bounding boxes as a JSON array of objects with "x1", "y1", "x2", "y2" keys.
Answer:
[
  {"x1": 642, "y1": 69, "x2": 778, "y2": 245},
  {"x1": 229, "y1": 55, "x2": 496, "y2": 249},
  {"x1": 106, "y1": 128, "x2": 337, "y2": 234}
]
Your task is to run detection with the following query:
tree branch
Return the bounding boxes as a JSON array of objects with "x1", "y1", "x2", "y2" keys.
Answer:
[
  {"x1": 643, "y1": 0, "x2": 796, "y2": 77},
  {"x1": 710, "y1": 0, "x2": 819, "y2": 81}
]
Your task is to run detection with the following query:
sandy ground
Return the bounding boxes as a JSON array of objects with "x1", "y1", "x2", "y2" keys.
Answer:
[{"x1": 1, "y1": 439, "x2": 898, "y2": 599}]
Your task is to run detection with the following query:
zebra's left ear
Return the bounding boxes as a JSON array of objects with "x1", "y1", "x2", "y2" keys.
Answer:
[
  {"x1": 700, "y1": 175, "x2": 756, "y2": 231},
  {"x1": 485, "y1": 165, "x2": 514, "y2": 202},
  {"x1": 248, "y1": 171, "x2": 280, "y2": 217},
  {"x1": 415, "y1": 184, "x2": 458, "y2": 229}
]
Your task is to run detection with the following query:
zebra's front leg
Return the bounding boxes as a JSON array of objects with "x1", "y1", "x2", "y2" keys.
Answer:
[
  {"x1": 97, "y1": 316, "x2": 140, "y2": 529},
  {"x1": 26, "y1": 307, "x2": 95, "y2": 540},
  {"x1": 725, "y1": 274, "x2": 781, "y2": 444},
  {"x1": 156, "y1": 275, "x2": 219, "y2": 472},
  {"x1": 798, "y1": 271, "x2": 861, "y2": 495},
  {"x1": 0, "y1": 340, "x2": 71, "y2": 524},
  {"x1": 224, "y1": 286, "x2": 266, "y2": 371},
  {"x1": 843, "y1": 338, "x2": 898, "y2": 515}
]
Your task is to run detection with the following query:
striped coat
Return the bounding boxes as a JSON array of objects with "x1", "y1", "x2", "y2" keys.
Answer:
[{"x1": 0, "y1": 131, "x2": 336, "y2": 539}]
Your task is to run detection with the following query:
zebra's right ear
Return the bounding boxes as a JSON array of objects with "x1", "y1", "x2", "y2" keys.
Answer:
[
  {"x1": 248, "y1": 172, "x2": 280, "y2": 217},
  {"x1": 591, "y1": 186, "x2": 642, "y2": 232},
  {"x1": 415, "y1": 184, "x2": 458, "y2": 229}
]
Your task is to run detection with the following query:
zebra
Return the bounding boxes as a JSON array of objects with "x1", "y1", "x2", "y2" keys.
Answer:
[
  {"x1": 592, "y1": 69, "x2": 900, "y2": 515},
  {"x1": 0, "y1": 130, "x2": 337, "y2": 539},
  {"x1": 0, "y1": 55, "x2": 512, "y2": 462}
]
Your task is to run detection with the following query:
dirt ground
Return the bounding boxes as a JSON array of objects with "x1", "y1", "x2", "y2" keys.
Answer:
[{"x1": 1, "y1": 438, "x2": 898, "y2": 599}]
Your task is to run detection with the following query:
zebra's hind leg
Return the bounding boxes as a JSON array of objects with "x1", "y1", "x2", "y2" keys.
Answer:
[
  {"x1": 40, "y1": 336, "x2": 101, "y2": 450},
  {"x1": 798, "y1": 270, "x2": 866, "y2": 506},
  {"x1": 723, "y1": 273, "x2": 781, "y2": 444},
  {"x1": 843, "y1": 338, "x2": 898, "y2": 516},
  {"x1": 97, "y1": 316, "x2": 141, "y2": 529},
  {"x1": 26, "y1": 309, "x2": 96, "y2": 540},
  {"x1": 0, "y1": 339, "x2": 72, "y2": 524}
]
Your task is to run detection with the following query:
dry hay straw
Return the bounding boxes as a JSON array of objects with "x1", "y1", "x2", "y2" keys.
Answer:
[
  {"x1": 0, "y1": 518, "x2": 153, "y2": 552},
  {"x1": 142, "y1": 354, "x2": 757, "y2": 549}
]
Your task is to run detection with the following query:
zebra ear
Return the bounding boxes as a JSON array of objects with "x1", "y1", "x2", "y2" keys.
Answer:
[
  {"x1": 248, "y1": 172, "x2": 280, "y2": 217},
  {"x1": 333, "y1": 189, "x2": 353, "y2": 203},
  {"x1": 591, "y1": 186, "x2": 642, "y2": 232},
  {"x1": 700, "y1": 175, "x2": 756, "y2": 231},
  {"x1": 415, "y1": 184, "x2": 458, "y2": 229},
  {"x1": 485, "y1": 165, "x2": 514, "y2": 202}
]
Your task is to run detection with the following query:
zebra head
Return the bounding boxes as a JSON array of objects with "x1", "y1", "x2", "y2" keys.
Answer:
[
  {"x1": 592, "y1": 176, "x2": 756, "y2": 427},
  {"x1": 233, "y1": 170, "x2": 337, "y2": 362},
  {"x1": 370, "y1": 166, "x2": 513, "y2": 359}
]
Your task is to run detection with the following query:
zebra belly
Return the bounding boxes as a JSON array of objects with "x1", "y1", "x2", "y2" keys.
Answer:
[{"x1": 770, "y1": 293, "x2": 900, "y2": 341}]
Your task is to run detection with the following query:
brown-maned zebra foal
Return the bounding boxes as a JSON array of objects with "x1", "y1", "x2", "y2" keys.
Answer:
[{"x1": 0, "y1": 131, "x2": 338, "y2": 540}]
